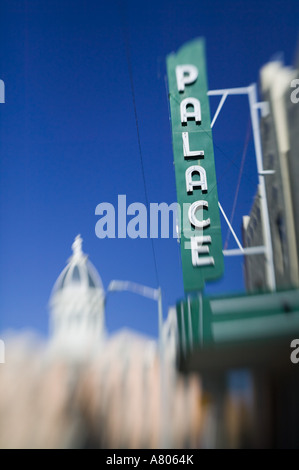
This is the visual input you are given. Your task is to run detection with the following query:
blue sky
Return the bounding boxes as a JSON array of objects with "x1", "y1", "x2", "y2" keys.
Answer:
[{"x1": 0, "y1": 0, "x2": 298, "y2": 338}]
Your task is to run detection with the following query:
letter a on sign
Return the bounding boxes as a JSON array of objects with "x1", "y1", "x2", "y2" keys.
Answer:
[{"x1": 167, "y1": 38, "x2": 224, "y2": 291}]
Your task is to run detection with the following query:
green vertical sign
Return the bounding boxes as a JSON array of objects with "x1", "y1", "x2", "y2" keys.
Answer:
[{"x1": 167, "y1": 38, "x2": 224, "y2": 291}]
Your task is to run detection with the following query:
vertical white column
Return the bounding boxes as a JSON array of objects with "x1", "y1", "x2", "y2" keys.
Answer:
[{"x1": 248, "y1": 84, "x2": 276, "y2": 291}]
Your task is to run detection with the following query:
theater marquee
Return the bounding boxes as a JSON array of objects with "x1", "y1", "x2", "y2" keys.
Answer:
[{"x1": 167, "y1": 38, "x2": 223, "y2": 291}]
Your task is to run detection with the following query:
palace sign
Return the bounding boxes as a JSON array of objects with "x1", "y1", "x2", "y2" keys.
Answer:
[{"x1": 167, "y1": 38, "x2": 223, "y2": 291}]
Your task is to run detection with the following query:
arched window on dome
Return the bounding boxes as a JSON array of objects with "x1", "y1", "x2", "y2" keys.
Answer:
[
  {"x1": 57, "y1": 269, "x2": 69, "y2": 290},
  {"x1": 88, "y1": 271, "x2": 96, "y2": 288},
  {"x1": 72, "y1": 265, "x2": 81, "y2": 283}
]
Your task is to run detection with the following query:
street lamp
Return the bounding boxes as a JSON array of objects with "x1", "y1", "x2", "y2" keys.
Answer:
[
  {"x1": 106, "y1": 280, "x2": 163, "y2": 354},
  {"x1": 105, "y1": 280, "x2": 168, "y2": 447}
]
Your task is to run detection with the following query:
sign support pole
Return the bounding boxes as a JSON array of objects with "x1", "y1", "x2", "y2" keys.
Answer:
[
  {"x1": 248, "y1": 83, "x2": 276, "y2": 291},
  {"x1": 208, "y1": 84, "x2": 276, "y2": 291}
]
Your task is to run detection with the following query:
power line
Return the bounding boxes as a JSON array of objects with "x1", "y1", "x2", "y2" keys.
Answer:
[
  {"x1": 118, "y1": 2, "x2": 160, "y2": 287},
  {"x1": 224, "y1": 118, "x2": 251, "y2": 249}
]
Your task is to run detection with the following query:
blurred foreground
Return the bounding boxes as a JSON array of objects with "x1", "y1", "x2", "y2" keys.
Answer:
[
  {"x1": 1, "y1": 331, "x2": 299, "y2": 449},
  {"x1": 0, "y1": 332, "x2": 201, "y2": 449}
]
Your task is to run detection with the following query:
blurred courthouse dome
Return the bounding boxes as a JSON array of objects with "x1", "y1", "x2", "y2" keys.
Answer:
[{"x1": 49, "y1": 235, "x2": 106, "y2": 358}]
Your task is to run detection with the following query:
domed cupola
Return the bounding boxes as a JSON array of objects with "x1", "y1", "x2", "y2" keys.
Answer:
[{"x1": 49, "y1": 235, "x2": 105, "y2": 356}]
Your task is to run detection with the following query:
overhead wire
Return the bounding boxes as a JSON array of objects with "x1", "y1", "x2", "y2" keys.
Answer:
[
  {"x1": 224, "y1": 118, "x2": 251, "y2": 250},
  {"x1": 118, "y1": 1, "x2": 160, "y2": 288}
]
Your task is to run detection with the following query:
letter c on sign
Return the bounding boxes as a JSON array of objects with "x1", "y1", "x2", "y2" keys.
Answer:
[{"x1": 188, "y1": 200, "x2": 210, "y2": 229}]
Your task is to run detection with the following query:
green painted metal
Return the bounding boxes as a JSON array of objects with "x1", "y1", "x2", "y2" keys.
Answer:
[
  {"x1": 167, "y1": 38, "x2": 224, "y2": 291},
  {"x1": 176, "y1": 289, "x2": 299, "y2": 354}
]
